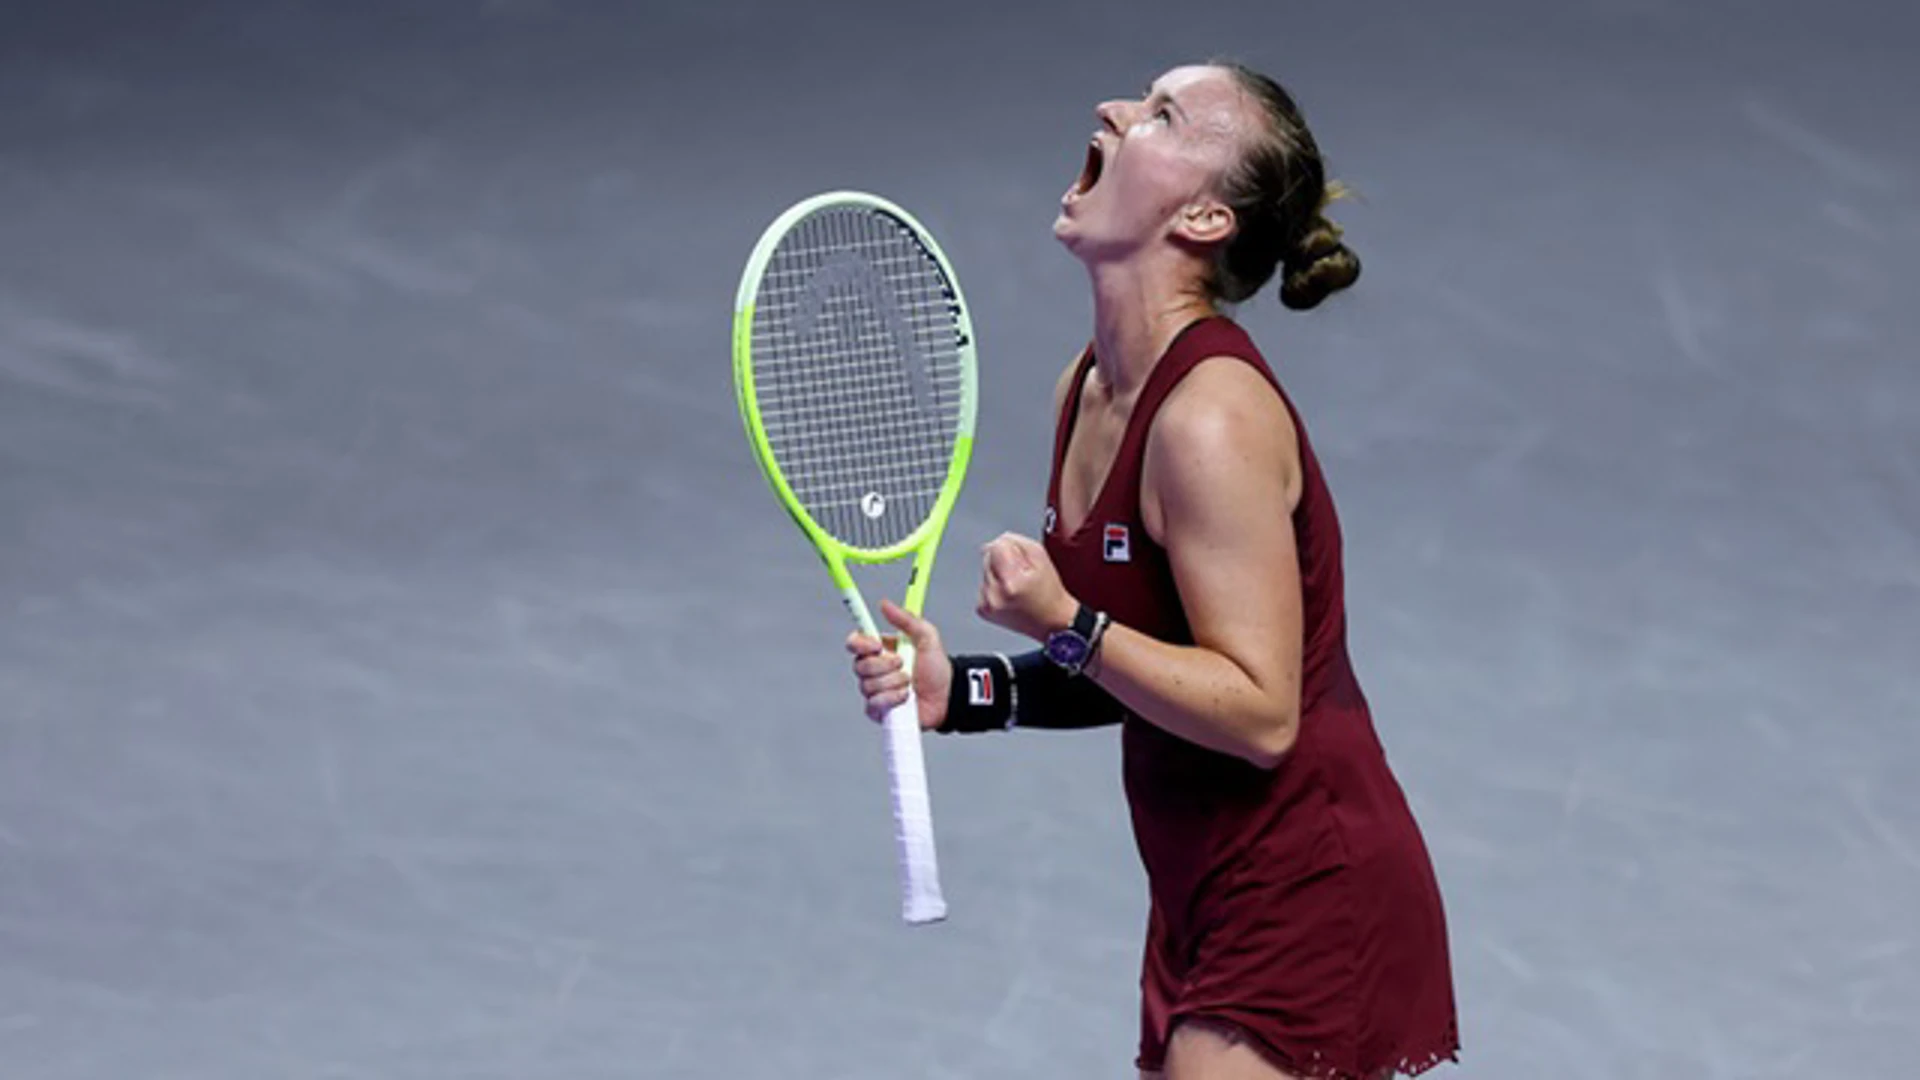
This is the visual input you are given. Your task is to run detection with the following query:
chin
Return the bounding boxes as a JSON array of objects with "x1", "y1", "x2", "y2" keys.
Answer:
[{"x1": 1051, "y1": 212, "x2": 1082, "y2": 253}]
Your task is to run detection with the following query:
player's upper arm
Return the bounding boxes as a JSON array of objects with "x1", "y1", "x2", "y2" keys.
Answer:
[{"x1": 1143, "y1": 358, "x2": 1305, "y2": 747}]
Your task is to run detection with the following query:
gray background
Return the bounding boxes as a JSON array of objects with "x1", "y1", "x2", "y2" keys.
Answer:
[{"x1": 2, "y1": 1, "x2": 1916, "y2": 1076}]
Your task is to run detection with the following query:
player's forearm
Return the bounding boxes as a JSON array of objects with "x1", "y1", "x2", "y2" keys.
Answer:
[{"x1": 1086, "y1": 621, "x2": 1297, "y2": 768}]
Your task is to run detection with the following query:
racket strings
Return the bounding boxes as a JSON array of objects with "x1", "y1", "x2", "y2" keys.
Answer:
[{"x1": 750, "y1": 206, "x2": 965, "y2": 552}]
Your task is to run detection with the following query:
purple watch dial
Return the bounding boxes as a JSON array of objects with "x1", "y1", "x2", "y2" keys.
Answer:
[{"x1": 1045, "y1": 630, "x2": 1090, "y2": 668}]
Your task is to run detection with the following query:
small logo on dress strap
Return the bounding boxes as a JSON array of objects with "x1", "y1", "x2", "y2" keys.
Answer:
[
  {"x1": 1043, "y1": 506, "x2": 1057, "y2": 535},
  {"x1": 967, "y1": 667, "x2": 995, "y2": 706},
  {"x1": 1103, "y1": 523, "x2": 1131, "y2": 563}
]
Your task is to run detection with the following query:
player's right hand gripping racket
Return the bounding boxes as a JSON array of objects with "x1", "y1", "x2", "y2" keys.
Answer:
[{"x1": 732, "y1": 191, "x2": 978, "y2": 925}]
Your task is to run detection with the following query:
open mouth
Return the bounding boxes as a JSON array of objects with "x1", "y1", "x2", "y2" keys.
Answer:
[{"x1": 1068, "y1": 137, "x2": 1105, "y2": 199}]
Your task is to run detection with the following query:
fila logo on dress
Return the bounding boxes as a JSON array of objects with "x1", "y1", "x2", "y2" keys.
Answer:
[
  {"x1": 967, "y1": 667, "x2": 995, "y2": 706},
  {"x1": 1103, "y1": 523, "x2": 1131, "y2": 563}
]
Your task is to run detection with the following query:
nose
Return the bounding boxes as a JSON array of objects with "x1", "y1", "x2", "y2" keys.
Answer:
[{"x1": 1095, "y1": 99, "x2": 1134, "y2": 134}]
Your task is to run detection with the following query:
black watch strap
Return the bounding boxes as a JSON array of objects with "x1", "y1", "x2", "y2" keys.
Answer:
[{"x1": 1069, "y1": 603, "x2": 1098, "y2": 640}]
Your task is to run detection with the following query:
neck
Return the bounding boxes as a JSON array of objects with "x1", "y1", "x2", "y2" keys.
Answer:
[{"x1": 1086, "y1": 258, "x2": 1217, "y2": 402}]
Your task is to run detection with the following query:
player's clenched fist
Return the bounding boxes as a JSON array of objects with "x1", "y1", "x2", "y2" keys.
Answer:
[
  {"x1": 845, "y1": 599, "x2": 950, "y2": 731},
  {"x1": 976, "y1": 532, "x2": 1077, "y2": 643}
]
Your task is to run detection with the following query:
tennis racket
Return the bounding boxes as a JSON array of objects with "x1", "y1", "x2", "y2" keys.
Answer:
[{"x1": 732, "y1": 191, "x2": 978, "y2": 925}]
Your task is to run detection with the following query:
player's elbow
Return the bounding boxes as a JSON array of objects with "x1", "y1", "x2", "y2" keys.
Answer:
[{"x1": 1242, "y1": 706, "x2": 1299, "y2": 771}]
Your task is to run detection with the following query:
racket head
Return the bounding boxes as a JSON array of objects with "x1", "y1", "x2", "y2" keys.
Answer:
[{"x1": 733, "y1": 191, "x2": 978, "y2": 573}]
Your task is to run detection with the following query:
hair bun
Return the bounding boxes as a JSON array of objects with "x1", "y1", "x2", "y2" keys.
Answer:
[
  {"x1": 1279, "y1": 214, "x2": 1361, "y2": 311},
  {"x1": 1284, "y1": 216, "x2": 1345, "y2": 270}
]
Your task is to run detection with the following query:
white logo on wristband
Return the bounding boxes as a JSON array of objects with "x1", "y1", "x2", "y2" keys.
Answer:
[{"x1": 967, "y1": 667, "x2": 995, "y2": 706}]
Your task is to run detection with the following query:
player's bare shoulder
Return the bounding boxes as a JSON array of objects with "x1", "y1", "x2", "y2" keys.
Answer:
[{"x1": 1142, "y1": 356, "x2": 1302, "y2": 542}]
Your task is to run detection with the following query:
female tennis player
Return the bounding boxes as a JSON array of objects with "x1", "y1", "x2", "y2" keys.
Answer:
[{"x1": 847, "y1": 61, "x2": 1459, "y2": 1079}]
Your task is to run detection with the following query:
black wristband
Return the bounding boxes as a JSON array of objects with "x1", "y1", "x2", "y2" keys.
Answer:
[
  {"x1": 939, "y1": 648, "x2": 1129, "y2": 733},
  {"x1": 941, "y1": 653, "x2": 1016, "y2": 734},
  {"x1": 1007, "y1": 649, "x2": 1124, "y2": 729}
]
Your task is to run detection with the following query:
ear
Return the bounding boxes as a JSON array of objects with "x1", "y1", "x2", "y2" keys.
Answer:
[{"x1": 1172, "y1": 196, "x2": 1236, "y2": 246}]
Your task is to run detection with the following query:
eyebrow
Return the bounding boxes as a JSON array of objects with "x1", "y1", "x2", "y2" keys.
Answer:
[{"x1": 1143, "y1": 82, "x2": 1189, "y2": 122}]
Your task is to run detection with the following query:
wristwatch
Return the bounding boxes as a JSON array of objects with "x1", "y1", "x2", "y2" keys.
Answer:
[{"x1": 1044, "y1": 604, "x2": 1109, "y2": 676}]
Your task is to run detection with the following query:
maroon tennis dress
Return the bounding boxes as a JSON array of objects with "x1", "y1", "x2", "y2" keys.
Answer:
[{"x1": 1041, "y1": 316, "x2": 1459, "y2": 1078}]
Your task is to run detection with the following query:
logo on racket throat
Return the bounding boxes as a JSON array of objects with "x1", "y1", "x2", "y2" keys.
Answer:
[
  {"x1": 1103, "y1": 523, "x2": 1131, "y2": 563},
  {"x1": 860, "y1": 491, "x2": 887, "y2": 519}
]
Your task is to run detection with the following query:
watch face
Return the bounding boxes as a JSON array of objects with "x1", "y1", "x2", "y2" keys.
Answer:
[{"x1": 1045, "y1": 631, "x2": 1089, "y2": 667}]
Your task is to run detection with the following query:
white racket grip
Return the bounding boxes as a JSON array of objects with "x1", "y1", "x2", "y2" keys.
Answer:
[{"x1": 882, "y1": 689, "x2": 947, "y2": 925}]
